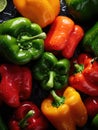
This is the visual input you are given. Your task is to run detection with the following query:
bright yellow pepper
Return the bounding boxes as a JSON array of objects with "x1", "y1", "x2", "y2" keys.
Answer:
[
  {"x1": 13, "y1": 0, "x2": 60, "y2": 28},
  {"x1": 41, "y1": 87, "x2": 88, "y2": 130}
]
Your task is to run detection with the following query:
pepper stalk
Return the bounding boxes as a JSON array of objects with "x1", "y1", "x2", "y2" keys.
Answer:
[
  {"x1": 50, "y1": 90, "x2": 65, "y2": 107},
  {"x1": 18, "y1": 32, "x2": 46, "y2": 43},
  {"x1": 19, "y1": 110, "x2": 35, "y2": 128}
]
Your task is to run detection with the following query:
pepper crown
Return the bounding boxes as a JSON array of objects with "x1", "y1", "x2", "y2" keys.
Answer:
[
  {"x1": 50, "y1": 90, "x2": 65, "y2": 107},
  {"x1": 19, "y1": 110, "x2": 35, "y2": 128},
  {"x1": 17, "y1": 32, "x2": 46, "y2": 50},
  {"x1": 74, "y1": 63, "x2": 84, "y2": 73}
]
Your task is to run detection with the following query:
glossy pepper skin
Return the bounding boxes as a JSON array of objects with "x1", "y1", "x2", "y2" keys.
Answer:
[
  {"x1": 0, "y1": 17, "x2": 46, "y2": 65},
  {"x1": 82, "y1": 22, "x2": 98, "y2": 57},
  {"x1": 69, "y1": 53, "x2": 98, "y2": 96},
  {"x1": 13, "y1": 0, "x2": 60, "y2": 28},
  {"x1": 65, "y1": 0, "x2": 98, "y2": 22},
  {"x1": 84, "y1": 96, "x2": 98, "y2": 117},
  {"x1": 0, "y1": 64, "x2": 32, "y2": 107},
  {"x1": 0, "y1": 116, "x2": 8, "y2": 130},
  {"x1": 32, "y1": 52, "x2": 70, "y2": 90},
  {"x1": 41, "y1": 87, "x2": 87, "y2": 130},
  {"x1": 9, "y1": 101, "x2": 48, "y2": 130},
  {"x1": 44, "y1": 16, "x2": 84, "y2": 58}
]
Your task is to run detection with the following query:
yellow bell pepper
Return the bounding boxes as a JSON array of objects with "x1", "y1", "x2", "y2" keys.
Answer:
[
  {"x1": 13, "y1": 0, "x2": 60, "y2": 28},
  {"x1": 41, "y1": 87, "x2": 88, "y2": 130}
]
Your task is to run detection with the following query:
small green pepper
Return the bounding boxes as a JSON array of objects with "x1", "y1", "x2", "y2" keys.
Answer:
[
  {"x1": 0, "y1": 116, "x2": 8, "y2": 130},
  {"x1": 32, "y1": 52, "x2": 70, "y2": 90},
  {"x1": 65, "y1": 0, "x2": 98, "y2": 22},
  {"x1": 0, "y1": 17, "x2": 46, "y2": 65},
  {"x1": 92, "y1": 114, "x2": 98, "y2": 129},
  {"x1": 82, "y1": 22, "x2": 98, "y2": 56}
]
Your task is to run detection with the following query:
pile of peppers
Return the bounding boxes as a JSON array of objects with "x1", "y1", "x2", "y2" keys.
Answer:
[{"x1": 0, "y1": 0, "x2": 98, "y2": 130}]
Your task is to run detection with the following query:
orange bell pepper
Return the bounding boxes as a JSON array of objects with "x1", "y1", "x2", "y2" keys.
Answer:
[
  {"x1": 13, "y1": 0, "x2": 60, "y2": 28},
  {"x1": 44, "y1": 16, "x2": 75, "y2": 51},
  {"x1": 44, "y1": 16, "x2": 84, "y2": 58},
  {"x1": 41, "y1": 87, "x2": 87, "y2": 130}
]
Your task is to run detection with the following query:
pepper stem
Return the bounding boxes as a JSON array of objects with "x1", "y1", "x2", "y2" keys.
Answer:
[
  {"x1": 19, "y1": 110, "x2": 35, "y2": 128},
  {"x1": 91, "y1": 57, "x2": 98, "y2": 63},
  {"x1": 46, "y1": 71, "x2": 55, "y2": 89},
  {"x1": 50, "y1": 90, "x2": 65, "y2": 107},
  {"x1": 74, "y1": 63, "x2": 84, "y2": 73},
  {"x1": 18, "y1": 32, "x2": 46, "y2": 42}
]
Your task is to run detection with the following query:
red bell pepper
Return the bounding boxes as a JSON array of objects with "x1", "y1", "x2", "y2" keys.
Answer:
[
  {"x1": 84, "y1": 96, "x2": 98, "y2": 117},
  {"x1": 69, "y1": 53, "x2": 98, "y2": 96},
  {"x1": 44, "y1": 16, "x2": 84, "y2": 58},
  {"x1": 9, "y1": 101, "x2": 48, "y2": 130},
  {"x1": 0, "y1": 64, "x2": 32, "y2": 107},
  {"x1": 62, "y1": 24, "x2": 84, "y2": 58}
]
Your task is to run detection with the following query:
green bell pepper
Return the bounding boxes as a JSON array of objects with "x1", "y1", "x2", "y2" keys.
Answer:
[
  {"x1": 82, "y1": 22, "x2": 98, "y2": 56},
  {"x1": 92, "y1": 114, "x2": 98, "y2": 129},
  {"x1": 0, "y1": 116, "x2": 8, "y2": 130},
  {"x1": 0, "y1": 17, "x2": 46, "y2": 64},
  {"x1": 65, "y1": 0, "x2": 98, "y2": 22},
  {"x1": 32, "y1": 52, "x2": 70, "y2": 90}
]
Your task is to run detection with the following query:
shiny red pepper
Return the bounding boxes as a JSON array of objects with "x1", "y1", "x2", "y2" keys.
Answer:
[
  {"x1": 0, "y1": 64, "x2": 32, "y2": 107},
  {"x1": 69, "y1": 53, "x2": 98, "y2": 96},
  {"x1": 84, "y1": 96, "x2": 98, "y2": 117},
  {"x1": 9, "y1": 101, "x2": 48, "y2": 130}
]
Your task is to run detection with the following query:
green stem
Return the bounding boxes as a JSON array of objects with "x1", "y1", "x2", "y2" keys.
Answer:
[
  {"x1": 18, "y1": 32, "x2": 46, "y2": 42},
  {"x1": 50, "y1": 90, "x2": 65, "y2": 108},
  {"x1": 19, "y1": 110, "x2": 35, "y2": 128},
  {"x1": 46, "y1": 71, "x2": 55, "y2": 89},
  {"x1": 74, "y1": 63, "x2": 84, "y2": 73}
]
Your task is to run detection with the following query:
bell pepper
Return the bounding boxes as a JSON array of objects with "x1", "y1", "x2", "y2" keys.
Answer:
[
  {"x1": 82, "y1": 22, "x2": 98, "y2": 57},
  {"x1": 92, "y1": 114, "x2": 98, "y2": 129},
  {"x1": 0, "y1": 64, "x2": 32, "y2": 107},
  {"x1": 44, "y1": 16, "x2": 84, "y2": 58},
  {"x1": 41, "y1": 87, "x2": 87, "y2": 130},
  {"x1": 0, "y1": 17, "x2": 46, "y2": 65},
  {"x1": 13, "y1": 0, "x2": 60, "y2": 28},
  {"x1": 65, "y1": 0, "x2": 98, "y2": 22},
  {"x1": 0, "y1": 116, "x2": 8, "y2": 130},
  {"x1": 69, "y1": 53, "x2": 98, "y2": 96},
  {"x1": 9, "y1": 101, "x2": 48, "y2": 130},
  {"x1": 84, "y1": 96, "x2": 98, "y2": 117},
  {"x1": 32, "y1": 52, "x2": 70, "y2": 90}
]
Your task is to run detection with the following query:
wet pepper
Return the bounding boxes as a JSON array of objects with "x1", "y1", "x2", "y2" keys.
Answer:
[
  {"x1": 69, "y1": 53, "x2": 98, "y2": 96},
  {"x1": 0, "y1": 64, "x2": 32, "y2": 107},
  {"x1": 0, "y1": 17, "x2": 46, "y2": 65},
  {"x1": 9, "y1": 101, "x2": 48, "y2": 130},
  {"x1": 44, "y1": 16, "x2": 84, "y2": 58},
  {"x1": 13, "y1": 0, "x2": 60, "y2": 28},
  {"x1": 32, "y1": 52, "x2": 70, "y2": 90},
  {"x1": 41, "y1": 87, "x2": 87, "y2": 130}
]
